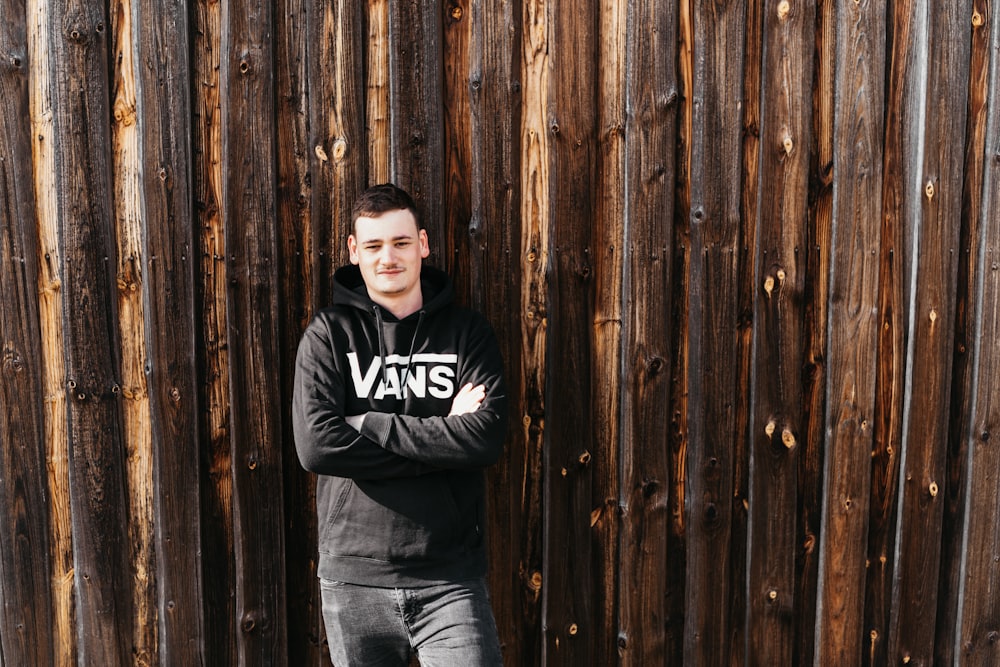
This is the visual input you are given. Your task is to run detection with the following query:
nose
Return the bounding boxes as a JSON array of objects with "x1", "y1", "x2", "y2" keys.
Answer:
[{"x1": 377, "y1": 244, "x2": 395, "y2": 263}]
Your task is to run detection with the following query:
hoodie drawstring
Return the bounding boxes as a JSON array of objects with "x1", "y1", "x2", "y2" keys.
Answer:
[{"x1": 373, "y1": 306, "x2": 425, "y2": 399}]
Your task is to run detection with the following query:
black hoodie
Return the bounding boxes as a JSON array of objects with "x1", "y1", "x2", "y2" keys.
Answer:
[{"x1": 292, "y1": 264, "x2": 507, "y2": 586}]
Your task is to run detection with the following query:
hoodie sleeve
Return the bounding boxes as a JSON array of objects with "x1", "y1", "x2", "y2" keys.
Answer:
[
  {"x1": 358, "y1": 315, "x2": 508, "y2": 469},
  {"x1": 292, "y1": 317, "x2": 435, "y2": 479}
]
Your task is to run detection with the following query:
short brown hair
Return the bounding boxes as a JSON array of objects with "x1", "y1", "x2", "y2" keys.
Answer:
[{"x1": 350, "y1": 183, "x2": 421, "y2": 232}]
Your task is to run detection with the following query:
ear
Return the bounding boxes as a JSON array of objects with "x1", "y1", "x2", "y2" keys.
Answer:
[
  {"x1": 347, "y1": 235, "x2": 360, "y2": 265},
  {"x1": 419, "y1": 229, "x2": 430, "y2": 258}
]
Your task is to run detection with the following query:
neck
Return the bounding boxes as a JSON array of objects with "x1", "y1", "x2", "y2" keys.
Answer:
[{"x1": 371, "y1": 291, "x2": 423, "y2": 319}]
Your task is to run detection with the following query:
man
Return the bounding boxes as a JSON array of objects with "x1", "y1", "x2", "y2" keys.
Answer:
[{"x1": 292, "y1": 183, "x2": 507, "y2": 666}]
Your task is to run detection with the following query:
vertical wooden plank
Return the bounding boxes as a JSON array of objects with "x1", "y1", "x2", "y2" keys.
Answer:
[
  {"x1": 541, "y1": 1, "x2": 597, "y2": 664},
  {"x1": 886, "y1": 1, "x2": 970, "y2": 663},
  {"x1": 192, "y1": 0, "x2": 236, "y2": 659},
  {"x1": 26, "y1": 0, "x2": 75, "y2": 660},
  {"x1": 49, "y1": 0, "x2": 133, "y2": 662},
  {"x1": 814, "y1": 0, "x2": 886, "y2": 663},
  {"x1": 683, "y1": 0, "x2": 747, "y2": 662},
  {"x1": 799, "y1": 0, "x2": 835, "y2": 660},
  {"x1": 303, "y1": 0, "x2": 367, "y2": 662},
  {"x1": 592, "y1": 0, "x2": 625, "y2": 664},
  {"x1": 0, "y1": 3, "x2": 54, "y2": 662},
  {"x1": 746, "y1": 0, "x2": 814, "y2": 664},
  {"x1": 617, "y1": 0, "x2": 679, "y2": 662},
  {"x1": 220, "y1": 0, "x2": 288, "y2": 661},
  {"x1": 673, "y1": 0, "x2": 694, "y2": 658},
  {"x1": 310, "y1": 0, "x2": 365, "y2": 302},
  {"x1": 519, "y1": 1, "x2": 549, "y2": 664},
  {"x1": 134, "y1": 0, "x2": 206, "y2": 660},
  {"x1": 468, "y1": 1, "x2": 529, "y2": 663},
  {"x1": 442, "y1": 0, "x2": 472, "y2": 302},
  {"x1": 865, "y1": 1, "x2": 921, "y2": 660},
  {"x1": 274, "y1": 0, "x2": 319, "y2": 661},
  {"x1": 108, "y1": 1, "x2": 157, "y2": 661},
  {"x1": 388, "y1": 0, "x2": 444, "y2": 263},
  {"x1": 935, "y1": 0, "x2": 991, "y2": 662},
  {"x1": 733, "y1": 0, "x2": 762, "y2": 661},
  {"x1": 367, "y1": 0, "x2": 390, "y2": 185},
  {"x1": 955, "y1": 11, "x2": 1000, "y2": 657}
]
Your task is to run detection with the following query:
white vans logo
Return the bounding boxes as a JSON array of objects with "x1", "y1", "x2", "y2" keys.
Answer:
[{"x1": 347, "y1": 352, "x2": 457, "y2": 400}]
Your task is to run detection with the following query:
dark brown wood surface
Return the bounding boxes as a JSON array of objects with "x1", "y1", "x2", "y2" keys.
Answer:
[
  {"x1": 4, "y1": 0, "x2": 1000, "y2": 664},
  {"x1": 220, "y1": 0, "x2": 288, "y2": 661},
  {"x1": 0, "y1": 5, "x2": 53, "y2": 664},
  {"x1": 816, "y1": 1, "x2": 887, "y2": 664},
  {"x1": 886, "y1": 1, "x2": 971, "y2": 664},
  {"x1": 746, "y1": 0, "x2": 815, "y2": 664},
  {"x1": 683, "y1": 0, "x2": 748, "y2": 664},
  {"x1": 543, "y1": 1, "x2": 597, "y2": 663},
  {"x1": 50, "y1": 0, "x2": 133, "y2": 662},
  {"x1": 616, "y1": 0, "x2": 680, "y2": 662},
  {"x1": 133, "y1": 0, "x2": 206, "y2": 660}
]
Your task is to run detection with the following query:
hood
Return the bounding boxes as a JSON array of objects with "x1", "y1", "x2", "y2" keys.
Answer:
[{"x1": 331, "y1": 264, "x2": 455, "y2": 320}]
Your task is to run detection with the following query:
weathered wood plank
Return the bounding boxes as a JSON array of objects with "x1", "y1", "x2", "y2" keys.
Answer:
[
  {"x1": 191, "y1": 0, "x2": 236, "y2": 660},
  {"x1": 955, "y1": 41, "x2": 1000, "y2": 658},
  {"x1": 367, "y1": 0, "x2": 390, "y2": 185},
  {"x1": 591, "y1": 0, "x2": 625, "y2": 664},
  {"x1": 815, "y1": 0, "x2": 886, "y2": 663},
  {"x1": 442, "y1": 0, "x2": 473, "y2": 304},
  {"x1": 799, "y1": 0, "x2": 835, "y2": 661},
  {"x1": 885, "y1": 0, "x2": 970, "y2": 663},
  {"x1": 517, "y1": 0, "x2": 549, "y2": 663},
  {"x1": 865, "y1": 3, "x2": 916, "y2": 662},
  {"x1": 617, "y1": 0, "x2": 679, "y2": 662},
  {"x1": 108, "y1": 1, "x2": 157, "y2": 660},
  {"x1": 733, "y1": 0, "x2": 762, "y2": 662},
  {"x1": 746, "y1": 0, "x2": 814, "y2": 664},
  {"x1": 309, "y1": 0, "x2": 365, "y2": 298},
  {"x1": 467, "y1": 0, "x2": 528, "y2": 662},
  {"x1": 683, "y1": 0, "x2": 748, "y2": 663},
  {"x1": 542, "y1": 0, "x2": 598, "y2": 663},
  {"x1": 388, "y1": 0, "x2": 444, "y2": 263},
  {"x1": 26, "y1": 0, "x2": 75, "y2": 660},
  {"x1": 220, "y1": 0, "x2": 288, "y2": 661},
  {"x1": 0, "y1": 5, "x2": 54, "y2": 663},
  {"x1": 934, "y1": 1, "x2": 992, "y2": 663},
  {"x1": 274, "y1": 0, "x2": 320, "y2": 661},
  {"x1": 49, "y1": 0, "x2": 133, "y2": 662},
  {"x1": 133, "y1": 0, "x2": 206, "y2": 660}
]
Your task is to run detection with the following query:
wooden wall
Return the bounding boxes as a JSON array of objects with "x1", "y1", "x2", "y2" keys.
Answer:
[{"x1": 2, "y1": 0, "x2": 999, "y2": 665}]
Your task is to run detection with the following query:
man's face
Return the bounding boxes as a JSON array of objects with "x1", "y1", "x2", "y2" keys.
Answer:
[{"x1": 348, "y1": 208, "x2": 429, "y2": 305}]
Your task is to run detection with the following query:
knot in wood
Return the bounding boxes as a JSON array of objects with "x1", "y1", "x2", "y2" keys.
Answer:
[
  {"x1": 973, "y1": 10, "x2": 984, "y2": 27},
  {"x1": 315, "y1": 144, "x2": 329, "y2": 162},
  {"x1": 781, "y1": 429, "x2": 796, "y2": 449},
  {"x1": 450, "y1": 4, "x2": 463, "y2": 20},
  {"x1": 777, "y1": 1, "x2": 791, "y2": 19},
  {"x1": 925, "y1": 180, "x2": 935, "y2": 200},
  {"x1": 764, "y1": 275, "x2": 775, "y2": 296},
  {"x1": 332, "y1": 139, "x2": 348, "y2": 162},
  {"x1": 782, "y1": 134, "x2": 794, "y2": 155}
]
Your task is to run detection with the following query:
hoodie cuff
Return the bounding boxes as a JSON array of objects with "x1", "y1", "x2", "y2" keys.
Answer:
[{"x1": 360, "y1": 411, "x2": 394, "y2": 449}]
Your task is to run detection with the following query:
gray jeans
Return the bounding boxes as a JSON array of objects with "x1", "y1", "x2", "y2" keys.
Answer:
[{"x1": 320, "y1": 577, "x2": 503, "y2": 666}]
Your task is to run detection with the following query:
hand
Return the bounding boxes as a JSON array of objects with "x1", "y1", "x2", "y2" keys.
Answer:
[
  {"x1": 449, "y1": 383, "x2": 485, "y2": 416},
  {"x1": 345, "y1": 413, "x2": 366, "y2": 431}
]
